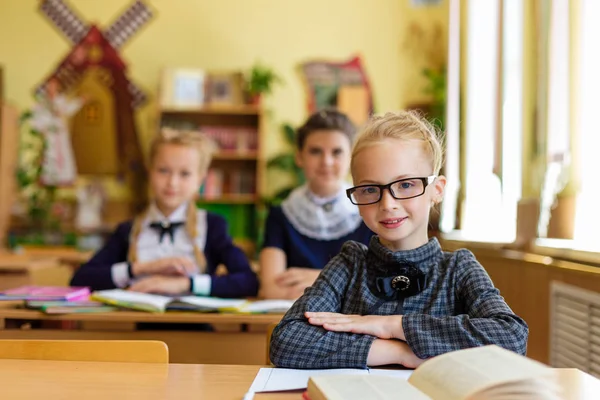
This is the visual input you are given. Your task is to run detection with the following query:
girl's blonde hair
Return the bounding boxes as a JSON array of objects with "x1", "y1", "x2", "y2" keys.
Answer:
[
  {"x1": 149, "y1": 128, "x2": 217, "y2": 176},
  {"x1": 351, "y1": 110, "x2": 445, "y2": 175},
  {"x1": 127, "y1": 128, "x2": 218, "y2": 271}
]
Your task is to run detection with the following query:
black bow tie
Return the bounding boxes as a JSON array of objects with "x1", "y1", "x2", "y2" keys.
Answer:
[{"x1": 149, "y1": 221, "x2": 185, "y2": 244}]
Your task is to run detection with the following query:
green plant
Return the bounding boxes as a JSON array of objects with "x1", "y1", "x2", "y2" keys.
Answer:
[
  {"x1": 247, "y1": 63, "x2": 282, "y2": 96},
  {"x1": 422, "y1": 67, "x2": 447, "y2": 131},
  {"x1": 16, "y1": 110, "x2": 59, "y2": 231},
  {"x1": 265, "y1": 123, "x2": 305, "y2": 205}
]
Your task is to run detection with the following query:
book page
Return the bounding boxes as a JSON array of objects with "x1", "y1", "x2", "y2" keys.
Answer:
[
  {"x1": 248, "y1": 368, "x2": 368, "y2": 392},
  {"x1": 177, "y1": 296, "x2": 247, "y2": 310},
  {"x1": 368, "y1": 368, "x2": 414, "y2": 380},
  {"x1": 408, "y1": 346, "x2": 555, "y2": 400},
  {"x1": 480, "y1": 378, "x2": 562, "y2": 400},
  {"x1": 310, "y1": 375, "x2": 430, "y2": 400},
  {"x1": 92, "y1": 289, "x2": 172, "y2": 312},
  {"x1": 239, "y1": 299, "x2": 295, "y2": 313}
]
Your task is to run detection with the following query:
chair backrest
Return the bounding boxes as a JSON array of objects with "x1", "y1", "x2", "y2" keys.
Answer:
[
  {"x1": 0, "y1": 339, "x2": 169, "y2": 363},
  {"x1": 265, "y1": 323, "x2": 277, "y2": 365}
]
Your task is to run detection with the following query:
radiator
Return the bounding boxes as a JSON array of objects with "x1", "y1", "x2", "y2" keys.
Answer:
[{"x1": 550, "y1": 281, "x2": 600, "y2": 378}]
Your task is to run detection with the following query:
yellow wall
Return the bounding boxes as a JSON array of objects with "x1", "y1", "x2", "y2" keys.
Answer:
[{"x1": 0, "y1": 0, "x2": 447, "y2": 195}]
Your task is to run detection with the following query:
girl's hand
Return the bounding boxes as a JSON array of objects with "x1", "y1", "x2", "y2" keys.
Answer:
[
  {"x1": 305, "y1": 312, "x2": 406, "y2": 340},
  {"x1": 395, "y1": 341, "x2": 426, "y2": 369},
  {"x1": 129, "y1": 275, "x2": 190, "y2": 295},
  {"x1": 132, "y1": 257, "x2": 198, "y2": 277},
  {"x1": 275, "y1": 267, "x2": 320, "y2": 288},
  {"x1": 367, "y1": 339, "x2": 426, "y2": 368}
]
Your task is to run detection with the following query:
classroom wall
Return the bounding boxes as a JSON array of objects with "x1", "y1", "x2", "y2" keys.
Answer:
[{"x1": 0, "y1": 0, "x2": 448, "y2": 197}]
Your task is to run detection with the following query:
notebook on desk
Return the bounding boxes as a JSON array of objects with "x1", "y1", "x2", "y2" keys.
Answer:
[
  {"x1": 91, "y1": 289, "x2": 295, "y2": 313},
  {"x1": 0, "y1": 285, "x2": 90, "y2": 301},
  {"x1": 24, "y1": 300, "x2": 118, "y2": 314}
]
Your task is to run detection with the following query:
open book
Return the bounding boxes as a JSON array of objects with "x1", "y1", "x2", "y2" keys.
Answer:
[
  {"x1": 306, "y1": 345, "x2": 562, "y2": 400},
  {"x1": 91, "y1": 289, "x2": 294, "y2": 313}
]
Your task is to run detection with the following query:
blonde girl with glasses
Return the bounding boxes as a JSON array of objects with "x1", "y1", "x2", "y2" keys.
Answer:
[{"x1": 269, "y1": 110, "x2": 528, "y2": 369}]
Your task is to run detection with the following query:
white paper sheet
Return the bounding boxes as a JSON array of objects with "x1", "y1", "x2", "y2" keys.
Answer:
[
  {"x1": 368, "y1": 368, "x2": 414, "y2": 380},
  {"x1": 248, "y1": 367, "x2": 413, "y2": 393}
]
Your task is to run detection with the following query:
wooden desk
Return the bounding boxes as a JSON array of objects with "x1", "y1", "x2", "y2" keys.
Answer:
[
  {"x1": 438, "y1": 242, "x2": 600, "y2": 365},
  {"x1": 0, "y1": 253, "x2": 72, "y2": 290},
  {"x1": 0, "y1": 360, "x2": 598, "y2": 399},
  {"x1": 17, "y1": 246, "x2": 92, "y2": 268},
  {"x1": 0, "y1": 303, "x2": 283, "y2": 365}
]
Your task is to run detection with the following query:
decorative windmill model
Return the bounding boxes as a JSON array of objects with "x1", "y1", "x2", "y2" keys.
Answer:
[{"x1": 37, "y1": 0, "x2": 154, "y2": 212}]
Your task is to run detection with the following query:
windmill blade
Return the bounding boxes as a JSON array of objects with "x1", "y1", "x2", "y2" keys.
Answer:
[
  {"x1": 104, "y1": 0, "x2": 153, "y2": 49},
  {"x1": 39, "y1": 0, "x2": 89, "y2": 44},
  {"x1": 128, "y1": 81, "x2": 147, "y2": 109},
  {"x1": 35, "y1": 65, "x2": 83, "y2": 100}
]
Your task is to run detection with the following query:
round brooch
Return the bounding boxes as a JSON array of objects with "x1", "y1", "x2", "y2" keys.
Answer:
[{"x1": 391, "y1": 275, "x2": 410, "y2": 291}]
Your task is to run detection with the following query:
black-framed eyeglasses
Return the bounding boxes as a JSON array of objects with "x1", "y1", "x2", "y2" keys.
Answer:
[{"x1": 346, "y1": 176, "x2": 437, "y2": 205}]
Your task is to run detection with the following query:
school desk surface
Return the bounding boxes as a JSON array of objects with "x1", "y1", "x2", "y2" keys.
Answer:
[
  {"x1": 0, "y1": 360, "x2": 598, "y2": 399},
  {"x1": 0, "y1": 302, "x2": 283, "y2": 365}
]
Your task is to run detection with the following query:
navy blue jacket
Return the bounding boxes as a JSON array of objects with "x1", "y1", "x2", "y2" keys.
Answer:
[
  {"x1": 70, "y1": 213, "x2": 259, "y2": 298},
  {"x1": 262, "y1": 206, "x2": 374, "y2": 270}
]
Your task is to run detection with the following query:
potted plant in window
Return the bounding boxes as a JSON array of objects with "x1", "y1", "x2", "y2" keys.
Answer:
[{"x1": 246, "y1": 63, "x2": 282, "y2": 105}]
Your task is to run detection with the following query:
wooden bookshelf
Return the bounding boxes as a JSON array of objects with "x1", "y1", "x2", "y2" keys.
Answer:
[
  {"x1": 159, "y1": 104, "x2": 266, "y2": 258},
  {"x1": 196, "y1": 194, "x2": 257, "y2": 205},
  {"x1": 160, "y1": 104, "x2": 260, "y2": 116},
  {"x1": 212, "y1": 151, "x2": 258, "y2": 161}
]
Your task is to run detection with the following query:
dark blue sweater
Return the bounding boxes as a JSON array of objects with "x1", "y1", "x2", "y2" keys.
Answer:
[
  {"x1": 70, "y1": 213, "x2": 259, "y2": 298},
  {"x1": 262, "y1": 206, "x2": 374, "y2": 270}
]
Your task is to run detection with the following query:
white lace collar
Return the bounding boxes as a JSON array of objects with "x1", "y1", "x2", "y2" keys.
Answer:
[
  {"x1": 144, "y1": 202, "x2": 187, "y2": 227},
  {"x1": 281, "y1": 184, "x2": 363, "y2": 240}
]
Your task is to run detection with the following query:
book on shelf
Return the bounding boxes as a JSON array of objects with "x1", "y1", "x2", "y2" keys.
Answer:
[
  {"x1": 229, "y1": 170, "x2": 256, "y2": 195},
  {"x1": 305, "y1": 345, "x2": 561, "y2": 400},
  {"x1": 201, "y1": 125, "x2": 258, "y2": 152},
  {"x1": 91, "y1": 289, "x2": 295, "y2": 313},
  {"x1": 201, "y1": 168, "x2": 224, "y2": 198},
  {"x1": 200, "y1": 169, "x2": 256, "y2": 199},
  {"x1": 0, "y1": 286, "x2": 90, "y2": 301},
  {"x1": 159, "y1": 121, "x2": 258, "y2": 153}
]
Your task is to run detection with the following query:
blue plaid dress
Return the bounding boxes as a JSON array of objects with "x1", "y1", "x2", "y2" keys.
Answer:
[{"x1": 270, "y1": 237, "x2": 528, "y2": 369}]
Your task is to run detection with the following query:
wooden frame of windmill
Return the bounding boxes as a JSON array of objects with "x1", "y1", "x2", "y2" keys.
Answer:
[{"x1": 37, "y1": 0, "x2": 154, "y2": 220}]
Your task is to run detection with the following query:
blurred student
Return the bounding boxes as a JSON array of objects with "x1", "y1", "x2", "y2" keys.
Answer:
[
  {"x1": 71, "y1": 128, "x2": 258, "y2": 298},
  {"x1": 259, "y1": 109, "x2": 373, "y2": 299}
]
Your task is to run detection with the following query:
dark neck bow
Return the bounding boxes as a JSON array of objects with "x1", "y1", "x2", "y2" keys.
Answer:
[{"x1": 149, "y1": 221, "x2": 185, "y2": 244}]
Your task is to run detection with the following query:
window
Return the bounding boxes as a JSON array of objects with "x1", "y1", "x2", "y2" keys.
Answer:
[
  {"x1": 537, "y1": 0, "x2": 571, "y2": 239},
  {"x1": 456, "y1": 0, "x2": 522, "y2": 242},
  {"x1": 439, "y1": 0, "x2": 460, "y2": 233},
  {"x1": 573, "y1": 0, "x2": 600, "y2": 249},
  {"x1": 500, "y1": 0, "x2": 524, "y2": 240},
  {"x1": 460, "y1": 0, "x2": 502, "y2": 240}
]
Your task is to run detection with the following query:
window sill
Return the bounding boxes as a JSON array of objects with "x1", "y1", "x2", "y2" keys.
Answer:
[
  {"x1": 439, "y1": 231, "x2": 600, "y2": 267},
  {"x1": 533, "y1": 238, "x2": 600, "y2": 266},
  {"x1": 439, "y1": 230, "x2": 514, "y2": 249}
]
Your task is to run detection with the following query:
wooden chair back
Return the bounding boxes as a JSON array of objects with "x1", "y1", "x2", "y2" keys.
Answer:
[
  {"x1": 265, "y1": 323, "x2": 277, "y2": 365},
  {"x1": 0, "y1": 339, "x2": 169, "y2": 363}
]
